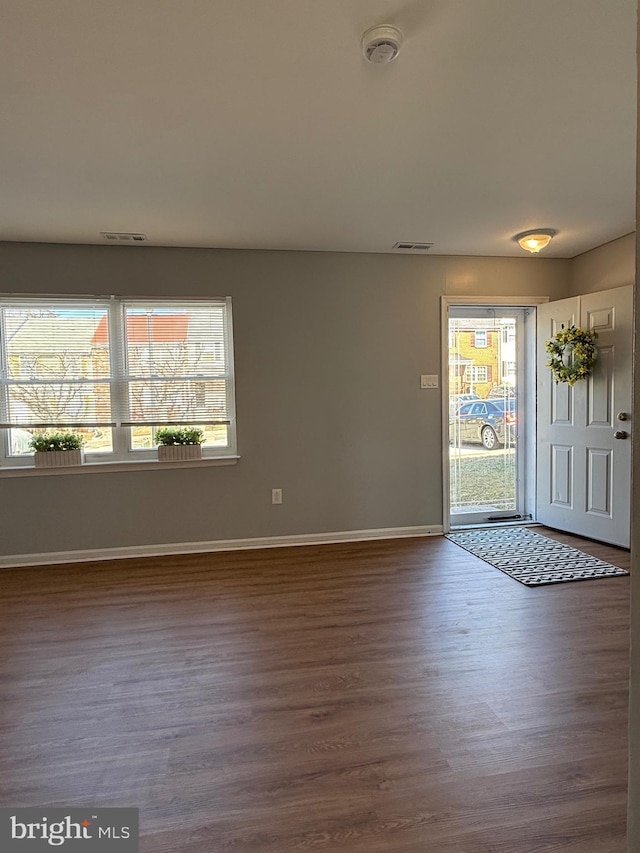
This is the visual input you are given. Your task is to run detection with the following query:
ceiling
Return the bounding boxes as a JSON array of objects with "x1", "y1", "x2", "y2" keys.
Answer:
[{"x1": 1, "y1": 0, "x2": 636, "y2": 258}]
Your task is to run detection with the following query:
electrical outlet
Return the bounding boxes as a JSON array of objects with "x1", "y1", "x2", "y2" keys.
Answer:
[{"x1": 271, "y1": 488, "x2": 283, "y2": 505}]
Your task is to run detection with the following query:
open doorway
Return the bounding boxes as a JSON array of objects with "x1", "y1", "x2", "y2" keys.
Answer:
[{"x1": 445, "y1": 303, "x2": 537, "y2": 529}]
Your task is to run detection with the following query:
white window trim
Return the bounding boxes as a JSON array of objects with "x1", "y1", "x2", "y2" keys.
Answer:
[
  {"x1": 0, "y1": 294, "x2": 238, "y2": 473},
  {"x1": 468, "y1": 365, "x2": 489, "y2": 382},
  {"x1": 0, "y1": 455, "x2": 240, "y2": 477}
]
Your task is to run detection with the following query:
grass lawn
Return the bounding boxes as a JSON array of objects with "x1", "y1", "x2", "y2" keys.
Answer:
[{"x1": 450, "y1": 449, "x2": 516, "y2": 512}]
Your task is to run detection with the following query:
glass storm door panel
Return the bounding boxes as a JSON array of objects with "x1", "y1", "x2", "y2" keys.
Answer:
[{"x1": 448, "y1": 307, "x2": 527, "y2": 527}]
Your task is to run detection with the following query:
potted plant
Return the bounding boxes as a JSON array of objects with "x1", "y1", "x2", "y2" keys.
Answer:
[
  {"x1": 155, "y1": 426, "x2": 204, "y2": 461},
  {"x1": 30, "y1": 431, "x2": 85, "y2": 468}
]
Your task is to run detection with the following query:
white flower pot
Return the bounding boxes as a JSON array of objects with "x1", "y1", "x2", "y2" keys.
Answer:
[
  {"x1": 34, "y1": 449, "x2": 84, "y2": 468},
  {"x1": 157, "y1": 444, "x2": 202, "y2": 462}
]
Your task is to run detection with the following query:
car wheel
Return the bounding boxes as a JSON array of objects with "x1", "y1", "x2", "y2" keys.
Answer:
[{"x1": 481, "y1": 425, "x2": 499, "y2": 450}]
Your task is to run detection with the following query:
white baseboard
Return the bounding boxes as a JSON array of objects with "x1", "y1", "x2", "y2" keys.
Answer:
[{"x1": 0, "y1": 524, "x2": 444, "y2": 569}]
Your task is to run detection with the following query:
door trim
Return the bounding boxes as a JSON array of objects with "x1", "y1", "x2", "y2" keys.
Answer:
[{"x1": 440, "y1": 296, "x2": 549, "y2": 533}]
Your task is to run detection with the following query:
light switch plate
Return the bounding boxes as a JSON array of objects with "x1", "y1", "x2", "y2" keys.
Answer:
[{"x1": 420, "y1": 374, "x2": 439, "y2": 389}]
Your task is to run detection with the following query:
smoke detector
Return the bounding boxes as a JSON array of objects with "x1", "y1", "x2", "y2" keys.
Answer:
[{"x1": 362, "y1": 25, "x2": 403, "y2": 64}]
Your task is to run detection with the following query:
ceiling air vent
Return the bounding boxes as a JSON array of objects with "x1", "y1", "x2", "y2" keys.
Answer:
[
  {"x1": 393, "y1": 241, "x2": 434, "y2": 252},
  {"x1": 100, "y1": 232, "x2": 148, "y2": 243}
]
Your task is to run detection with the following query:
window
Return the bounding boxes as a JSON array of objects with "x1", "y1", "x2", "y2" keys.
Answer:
[
  {"x1": 0, "y1": 297, "x2": 236, "y2": 467},
  {"x1": 470, "y1": 402, "x2": 487, "y2": 416},
  {"x1": 503, "y1": 361, "x2": 517, "y2": 379},
  {"x1": 473, "y1": 330, "x2": 488, "y2": 347},
  {"x1": 468, "y1": 365, "x2": 489, "y2": 383}
]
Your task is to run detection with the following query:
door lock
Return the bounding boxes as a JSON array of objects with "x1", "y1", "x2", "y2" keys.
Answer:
[
  {"x1": 614, "y1": 430, "x2": 629, "y2": 440},
  {"x1": 617, "y1": 412, "x2": 629, "y2": 421}
]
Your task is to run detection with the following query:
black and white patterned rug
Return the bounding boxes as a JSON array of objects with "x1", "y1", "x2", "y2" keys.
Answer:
[{"x1": 445, "y1": 526, "x2": 629, "y2": 587}]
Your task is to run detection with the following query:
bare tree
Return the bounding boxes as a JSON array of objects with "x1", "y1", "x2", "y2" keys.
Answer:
[
  {"x1": 9, "y1": 353, "x2": 88, "y2": 424},
  {"x1": 128, "y1": 342, "x2": 207, "y2": 422}
]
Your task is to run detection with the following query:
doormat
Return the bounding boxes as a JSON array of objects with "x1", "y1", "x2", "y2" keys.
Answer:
[{"x1": 445, "y1": 526, "x2": 629, "y2": 586}]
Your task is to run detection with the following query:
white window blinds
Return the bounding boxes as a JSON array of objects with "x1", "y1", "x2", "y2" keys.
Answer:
[
  {"x1": 120, "y1": 302, "x2": 232, "y2": 426},
  {"x1": 0, "y1": 297, "x2": 235, "y2": 443},
  {"x1": 0, "y1": 300, "x2": 114, "y2": 428}
]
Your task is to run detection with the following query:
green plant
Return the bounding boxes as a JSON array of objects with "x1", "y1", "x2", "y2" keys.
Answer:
[
  {"x1": 545, "y1": 325, "x2": 597, "y2": 385},
  {"x1": 155, "y1": 426, "x2": 204, "y2": 446},
  {"x1": 29, "y1": 431, "x2": 84, "y2": 452}
]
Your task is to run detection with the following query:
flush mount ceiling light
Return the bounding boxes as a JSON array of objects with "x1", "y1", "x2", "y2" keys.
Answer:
[{"x1": 514, "y1": 229, "x2": 557, "y2": 254}]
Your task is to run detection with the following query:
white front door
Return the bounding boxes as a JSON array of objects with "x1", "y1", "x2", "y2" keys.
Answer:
[{"x1": 536, "y1": 286, "x2": 633, "y2": 547}]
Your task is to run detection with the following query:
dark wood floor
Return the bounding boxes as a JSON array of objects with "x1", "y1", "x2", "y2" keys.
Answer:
[{"x1": 0, "y1": 527, "x2": 631, "y2": 852}]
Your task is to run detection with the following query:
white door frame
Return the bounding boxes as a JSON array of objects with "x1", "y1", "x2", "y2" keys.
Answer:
[{"x1": 440, "y1": 295, "x2": 549, "y2": 533}]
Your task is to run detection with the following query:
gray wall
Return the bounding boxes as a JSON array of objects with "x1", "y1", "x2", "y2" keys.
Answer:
[
  {"x1": 0, "y1": 241, "x2": 570, "y2": 558},
  {"x1": 569, "y1": 232, "x2": 635, "y2": 294}
]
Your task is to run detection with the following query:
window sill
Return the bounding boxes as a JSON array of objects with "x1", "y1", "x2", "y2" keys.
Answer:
[{"x1": 0, "y1": 456, "x2": 240, "y2": 477}]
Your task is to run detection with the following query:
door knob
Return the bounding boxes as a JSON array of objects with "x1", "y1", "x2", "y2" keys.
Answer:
[{"x1": 614, "y1": 430, "x2": 628, "y2": 440}]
